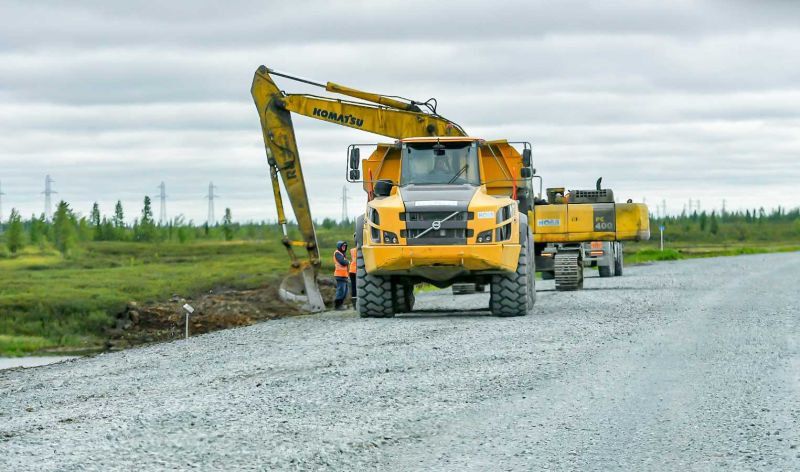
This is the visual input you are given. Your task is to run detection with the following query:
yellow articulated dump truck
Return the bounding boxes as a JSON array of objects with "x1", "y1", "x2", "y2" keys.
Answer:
[
  {"x1": 348, "y1": 137, "x2": 537, "y2": 317},
  {"x1": 532, "y1": 182, "x2": 650, "y2": 290}
]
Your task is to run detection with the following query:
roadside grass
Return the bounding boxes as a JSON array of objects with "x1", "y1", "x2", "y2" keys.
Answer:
[
  {"x1": 625, "y1": 241, "x2": 800, "y2": 264},
  {"x1": 0, "y1": 240, "x2": 327, "y2": 356},
  {"x1": 0, "y1": 335, "x2": 57, "y2": 357}
]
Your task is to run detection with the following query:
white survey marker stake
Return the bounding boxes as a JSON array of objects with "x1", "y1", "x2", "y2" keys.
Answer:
[{"x1": 182, "y1": 304, "x2": 195, "y2": 339}]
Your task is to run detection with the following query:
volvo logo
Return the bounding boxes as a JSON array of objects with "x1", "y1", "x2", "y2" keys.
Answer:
[{"x1": 414, "y1": 211, "x2": 460, "y2": 239}]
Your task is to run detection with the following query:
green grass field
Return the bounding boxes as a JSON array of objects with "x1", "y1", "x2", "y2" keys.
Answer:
[
  {"x1": 0, "y1": 225, "x2": 363, "y2": 356},
  {"x1": 0, "y1": 241, "x2": 289, "y2": 355}
]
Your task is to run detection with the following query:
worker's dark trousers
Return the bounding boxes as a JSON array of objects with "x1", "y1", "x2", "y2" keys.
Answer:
[
  {"x1": 334, "y1": 276, "x2": 349, "y2": 308},
  {"x1": 349, "y1": 273, "x2": 357, "y2": 305}
]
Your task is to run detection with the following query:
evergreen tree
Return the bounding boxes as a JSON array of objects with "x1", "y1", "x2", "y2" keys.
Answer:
[
  {"x1": 6, "y1": 209, "x2": 24, "y2": 253},
  {"x1": 699, "y1": 211, "x2": 707, "y2": 232},
  {"x1": 90, "y1": 202, "x2": 102, "y2": 240},
  {"x1": 135, "y1": 196, "x2": 157, "y2": 242},
  {"x1": 77, "y1": 217, "x2": 93, "y2": 242},
  {"x1": 103, "y1": 217, "x2": 116, "y2": 240},
  {"x1": 709, "y1": 211, "x2": 719, "y2": 235},
  {"x1": 113, "y1": 200, "x2": 125, "y2": 228},
  {"x1": 53, "y1": 201, "x2": 77, "y2": 255},
  {"x1": 222, "y1": 208, "x2": 234, "y2": 241},
  {"x1": 29, "y1": 213, "x2": 44, "y2": 244},
  {"x1": 141, "y1": 196, "x2": 153, "y2": 226}
]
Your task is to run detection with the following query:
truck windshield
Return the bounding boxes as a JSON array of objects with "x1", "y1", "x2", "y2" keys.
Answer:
[{"x1": 399, "y1": 142, "x2": 480, "y2": 186}]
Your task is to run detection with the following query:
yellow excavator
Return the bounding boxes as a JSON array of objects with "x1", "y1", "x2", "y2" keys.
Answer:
[
  {"x1": 251, "y1": 66, "x2": 469, "y2": 312},
  {"x1": 533, "y1": 180, "x2": 650, "y2": 290}
]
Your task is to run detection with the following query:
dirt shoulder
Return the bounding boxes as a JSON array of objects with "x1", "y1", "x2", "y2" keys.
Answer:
[{"x1": 104, "y1": 278, "x2": 338, "y2": 351}]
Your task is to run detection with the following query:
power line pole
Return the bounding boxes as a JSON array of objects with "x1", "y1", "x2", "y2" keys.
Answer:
[
  {"x1": 662, "y1": 199, "x2": 667, "y2": 218},
  {"x1": 341, "y1": 186, "x2": 350, "y2": 223},
  {"x1": 157, "y1": 181, "x2": 167, "y2": 225},
  {"x1": 722, "y1": 199, "x2": 726, "y2": 215},
  {"x1": 206, "y1": 182, "x2": 219, "y2": 226},
  {"x1": 43, "y1": 175, "x2": 56, "y2": 222}
]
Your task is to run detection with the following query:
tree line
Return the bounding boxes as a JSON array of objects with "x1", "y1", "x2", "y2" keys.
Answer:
[
  {"x1": 651, "y1": 206, "x2": 800, "y2": 243},
  {"x1": 2, "y1": 197, "x2": 354, "y2": 256}
]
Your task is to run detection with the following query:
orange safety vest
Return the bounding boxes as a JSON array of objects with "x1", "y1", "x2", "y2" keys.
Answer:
[
  {"x1": 333, "y1": 250, "x2": 349, "y2": 277},
  {"x1": 349, "y1": 248, "x2": 357, "y2": 274}
]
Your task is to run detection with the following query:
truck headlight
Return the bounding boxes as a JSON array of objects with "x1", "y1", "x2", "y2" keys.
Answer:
[
  {"x1": 476, "y1": 230, "x2": 493, "y2": 243},
  {"x1": 383, "y1": 231, "x2": 399, "y2": 244},
  {"x1": 369, "y1": 208, "x2": 381, "y2": 243}
]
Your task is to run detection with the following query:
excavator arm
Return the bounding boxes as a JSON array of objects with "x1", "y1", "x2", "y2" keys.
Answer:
[{"x1": 250, "y1": 65, "x2": 464, "y2": 311}]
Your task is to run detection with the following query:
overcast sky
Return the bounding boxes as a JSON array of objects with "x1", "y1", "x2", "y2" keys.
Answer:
[{"x1": 1, "y1": 0, "x2": 799, "y2": 223}]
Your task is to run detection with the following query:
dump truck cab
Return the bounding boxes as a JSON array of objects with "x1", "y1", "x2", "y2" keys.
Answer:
[{"x1": 349, "y1": 136, "x2": 536, "y2": 318}]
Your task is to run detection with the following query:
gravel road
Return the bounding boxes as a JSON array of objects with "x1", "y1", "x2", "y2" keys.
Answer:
[{"x1": 2, "y1": 253, "x2": 799, "y2": 471}]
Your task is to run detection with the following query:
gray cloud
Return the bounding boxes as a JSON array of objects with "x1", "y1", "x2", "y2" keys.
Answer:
[{"x1": 1, "y1": 0, "x2": 799, "y2": 223}]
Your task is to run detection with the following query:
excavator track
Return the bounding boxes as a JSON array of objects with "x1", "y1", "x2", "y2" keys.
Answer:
[{"x1": 554, "y1": 252, "x2": 583, "y2": 291}]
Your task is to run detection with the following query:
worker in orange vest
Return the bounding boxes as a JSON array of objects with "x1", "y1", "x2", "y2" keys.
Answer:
[
  {"x1": 349, "y1": 240, "x2": 358, "y2": 307},
  {"x1": 333, "y1": 240, "x2": 350, "y2": 310}
]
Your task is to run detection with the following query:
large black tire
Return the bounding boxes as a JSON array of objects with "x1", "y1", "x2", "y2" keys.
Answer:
[
  {"x1": 393, "y1": 283, "x2": 415, "y2": 313},
  {"x1": 356, "y1": 247, "x2": 394, "y2": 318},
  {"x1": 598, "y1": 264, "x2": 612, "y2": 277},
  {"x1": 541, "y1": 271, "x2": 555, "y2": 280},
  {"x1": 614, "y1": 243, "x2": 624, "y2": 276},
  {"x1": 490, "y1": 227, "x2": 534, "y2": 317}
]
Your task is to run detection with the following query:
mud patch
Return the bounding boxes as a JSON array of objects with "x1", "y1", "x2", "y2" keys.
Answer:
[{"x1": 106, "y1": 278, "x2": 338, "y2": 350}]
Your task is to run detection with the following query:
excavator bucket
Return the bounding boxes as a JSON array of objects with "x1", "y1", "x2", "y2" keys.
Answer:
[{"x1": 279, "y1": 263, "x2": 326, "y2": 313}]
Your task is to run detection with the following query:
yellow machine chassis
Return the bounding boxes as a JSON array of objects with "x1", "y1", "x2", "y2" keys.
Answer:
[
  {"x1": 362, "y1": 243, "x2": 521, "y2": 282},
  {"x1": 531, "y1": 202, "x2": 650, "y2": 243}
]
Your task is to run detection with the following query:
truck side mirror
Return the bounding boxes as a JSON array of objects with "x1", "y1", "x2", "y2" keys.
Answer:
[
  {"x1": 520, "y1": 167, "x2": 532, "y2": 178},
  {"x1": 349, "y1": 147, "x2": 360, "y2": 169},
  {"x1": 374, "y1": 179, "x2": 393, "y2": 197},
  {"x1": 522, "y1": 148, "x2": 532, "y2": 167},
  {"x1": 349, "y1": 169, "x2": 361, "y2": 180}
]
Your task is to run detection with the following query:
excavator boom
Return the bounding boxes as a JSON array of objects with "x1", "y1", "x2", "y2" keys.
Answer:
[{"x1": 251, "y1": 65, "x2": 464, "y2": 311}]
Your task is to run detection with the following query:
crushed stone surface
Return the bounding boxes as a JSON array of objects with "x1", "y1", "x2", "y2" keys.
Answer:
[{"x1": 1, "y1": 253, "x2": 798, "y2": 471}]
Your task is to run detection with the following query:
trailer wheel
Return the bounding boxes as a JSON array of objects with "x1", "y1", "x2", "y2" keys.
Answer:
[
  {"x1": 541, "y1": 271, "x2": 555, "y2": 280},
  {"x1": 598, "y1": 265, "x2": 612, "y2": 277},
  {"x1": 490, "y1": 227, "x2": 533, "y2": 317},
  {"x1": 614, "y1": 243, "x2": 624, "y2": 276},
  {"x1": 356, "y1": 247, "x2": 394, "y2": 318}
]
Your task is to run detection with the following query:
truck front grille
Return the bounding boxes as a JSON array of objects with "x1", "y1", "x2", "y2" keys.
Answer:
[
  {"x1": 402, "y1": 211, "x2": 472, "y2": 222},
  {"x1": 401, "y1": 228, "x2": 473, "y2": 240}
]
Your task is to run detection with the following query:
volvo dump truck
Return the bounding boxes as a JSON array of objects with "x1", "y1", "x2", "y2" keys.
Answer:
[
  {"x1": 251, "y1": 66, "x2": 536, "y2": 317},
  {"x1": 348, "y1": 137, "x2": 536, "y2": 317},
  {"x1": 533, "y1": 182, "x2": 649, "y2": 290}
]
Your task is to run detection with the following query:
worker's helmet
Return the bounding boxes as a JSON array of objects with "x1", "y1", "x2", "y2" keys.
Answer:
[{"x1": 336, "y1": 240, "x2": 347, "y2": 251}]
